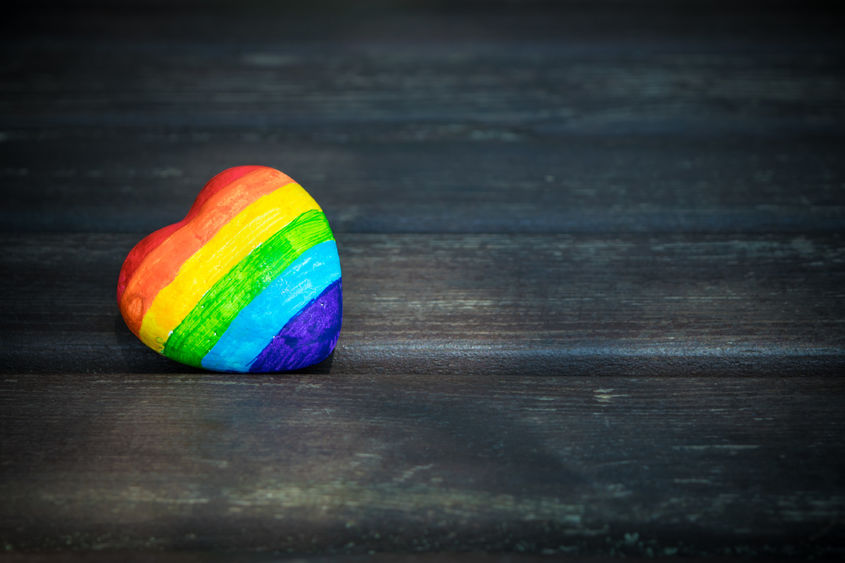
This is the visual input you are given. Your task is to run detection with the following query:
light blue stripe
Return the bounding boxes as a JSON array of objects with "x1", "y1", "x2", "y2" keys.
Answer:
[{"x1": 201, "y1": 240, "x2": 341, "y2": 372}]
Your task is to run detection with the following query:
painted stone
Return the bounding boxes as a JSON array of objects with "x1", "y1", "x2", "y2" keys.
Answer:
[{"x1": 117, "y1": 165, "x2": 342, "y2": 372}]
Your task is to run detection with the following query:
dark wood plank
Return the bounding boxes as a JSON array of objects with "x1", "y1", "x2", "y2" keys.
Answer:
[
  {"x1": 2, "y1": 133, "x2": 845, "y2": 235},
  {"x1": 4, "y1": 0, "x2": 842, "y2": 42},
  {"x1": 1, "y1": 3, "x2": 843, "y2": 235},
  {"x1": 4, "y1": 38, "x2": 842, "y2": 132},
  {"x1": 0, "y1": 555, "x2": 680, "y2": 563},
  {"x1": 1, "y1": 232, "x2": 842, "y2": 376},
  {"x1": 0, "y1": 556, "x2": 630, "y2": 563},
  {"x1": 2, "y1": 373, "x2": 844, "y2": 557}
]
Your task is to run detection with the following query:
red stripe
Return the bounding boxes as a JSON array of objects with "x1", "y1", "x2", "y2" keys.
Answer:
[{"x1": 116, "y1": 165, "x2": 265, "y2": 303}]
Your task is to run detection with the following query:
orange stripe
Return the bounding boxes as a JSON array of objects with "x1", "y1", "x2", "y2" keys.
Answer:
[{"x1": 119, "y1": 166, "x2": 293, "y2": 336}]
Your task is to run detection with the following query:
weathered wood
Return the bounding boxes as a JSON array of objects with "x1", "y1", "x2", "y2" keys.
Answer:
[
  {"x1": 1, "y1": 232, "x2": 842, "y2": 376},
  {"x1": 2, "y1": 134, "x2": 845, "y2": 234},
  {"x1": 0, "y1": 554, "x2": 659, "y2": 563},
  {"x1": 1, "y1": 373, "x2": 844, "y2": 557},
  {"x1": 1, "y1": 1, "x2": 844, "y2": 559},
  {"x1": 1, "y1": 3, "x2": 843, "y2": 235},
  {"x1": 0, "y1": 556, "x2": 611, "y2": 563},
  {"x1": 4, "y1": 39, "x2": 842, "y2": 132}
]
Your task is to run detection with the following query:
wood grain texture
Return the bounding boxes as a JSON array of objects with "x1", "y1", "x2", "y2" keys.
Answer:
[
  {"x1": 2, "y1": 134, "x2": 845, "y2": 235},
  {"x1": 0, "y1": 554, "x2": 644, "y2": 563},
  {"x1": 1, "y1": 3, "x2": 843, "y2": 235},
  {"x1": 2, "y1": 1, "x2": 845, "y2": 558},
  {"x1": 1, "y1": 373, "x2": 844, "y2": 557},
  {"x1": 1, "y1": 232, "x2": 843, "y2": 376}
]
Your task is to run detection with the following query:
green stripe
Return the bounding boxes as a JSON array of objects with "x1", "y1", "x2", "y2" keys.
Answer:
[{"x1": 163, "y1": 209, "x2": 333, "y2": 368}]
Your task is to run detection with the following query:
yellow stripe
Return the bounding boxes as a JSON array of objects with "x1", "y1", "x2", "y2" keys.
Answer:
[{"x1": 138, "y1": 182, "x2": 321, "y2": 352}]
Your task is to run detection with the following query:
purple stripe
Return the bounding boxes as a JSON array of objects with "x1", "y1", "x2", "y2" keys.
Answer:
[{"x1": 248, "y1": 279, "x2": 342, "y2": 373}]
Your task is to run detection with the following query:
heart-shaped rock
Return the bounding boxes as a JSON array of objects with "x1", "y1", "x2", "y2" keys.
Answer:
[{"x1": 117, "y1": 165, "x2": 342, "y2": 372}]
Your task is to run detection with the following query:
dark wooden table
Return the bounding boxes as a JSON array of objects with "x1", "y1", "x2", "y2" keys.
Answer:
[{"x1": 2, "y1": 0, "x2": 844, "y2": 559}]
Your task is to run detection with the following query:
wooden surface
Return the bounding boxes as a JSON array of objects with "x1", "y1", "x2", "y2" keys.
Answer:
[
  {"x1": 2, "y1": 232, "x2": 844, "y2": 377},
  {"x1": 1, "y1": 0, "x2": 844, "y2": 559}
]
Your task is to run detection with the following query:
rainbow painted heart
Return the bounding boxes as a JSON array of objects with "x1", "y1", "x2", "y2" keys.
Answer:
[{"x1": 117, "y1": 166, "x2": 342, "y2": 372}]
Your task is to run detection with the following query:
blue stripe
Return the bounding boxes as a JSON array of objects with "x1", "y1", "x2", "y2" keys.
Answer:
[{"x1": 200, "y1": 240, "x2": 341, "y2": 372}]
